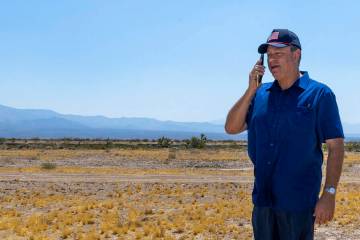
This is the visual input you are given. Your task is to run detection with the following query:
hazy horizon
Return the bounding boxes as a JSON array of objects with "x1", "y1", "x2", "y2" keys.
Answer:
[{"x1": 2, "y1": 104, "x2": 360, "y2": 129}]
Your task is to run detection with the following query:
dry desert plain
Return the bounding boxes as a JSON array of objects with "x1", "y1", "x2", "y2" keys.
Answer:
[{"x1": 0, "y1": 139, "x2": 359, "y2": 240}]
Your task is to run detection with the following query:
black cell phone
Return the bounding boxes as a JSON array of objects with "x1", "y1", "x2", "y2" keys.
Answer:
[{"x1": 257, "y1": 54, "x2": 264, "y2": 86}]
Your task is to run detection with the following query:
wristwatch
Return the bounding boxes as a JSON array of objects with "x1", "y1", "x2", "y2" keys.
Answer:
[{"x1": 324, "y1": 186, "x2": 336, "y2": 195}]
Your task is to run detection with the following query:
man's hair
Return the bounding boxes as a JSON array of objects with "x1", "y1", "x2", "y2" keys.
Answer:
[{"x1": 290, "y1": 45, "x2": 301, "y2": 66}]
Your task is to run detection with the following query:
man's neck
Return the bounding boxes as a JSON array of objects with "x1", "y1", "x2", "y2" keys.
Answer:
[{"x1": 278, "y1": 71, "x2": 302, "y2": 90}]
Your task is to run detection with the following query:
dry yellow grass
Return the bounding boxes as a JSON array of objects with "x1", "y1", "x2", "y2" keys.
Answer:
[
  {"x1": 333, "y1": 183, "x2": 360, "y2": 227},
  {"x1": 0, "y1": 148, "x2": 250, "y2": 162},
  {"x1": 0, "y1": 182, "x2": 255, "y2": 239},
  {"x1": 0, "y1": 148, "x2": 359, "y2": 163},
  {"x1": 0, "y1": 181, "x2": 358, "y2": 239}
]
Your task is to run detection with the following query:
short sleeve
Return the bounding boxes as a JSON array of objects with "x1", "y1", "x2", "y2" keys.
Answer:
[{"x1": 316, "y1": 89, "x2": 344, "y2": 143}]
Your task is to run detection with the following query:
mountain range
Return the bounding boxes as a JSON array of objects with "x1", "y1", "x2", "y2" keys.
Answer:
[
  {"x1": 0, "y1": 104, "x2": 359, "y2": 140},
  {"x1": 0, "y1": 104, "x2": 244, "y2": 140}
]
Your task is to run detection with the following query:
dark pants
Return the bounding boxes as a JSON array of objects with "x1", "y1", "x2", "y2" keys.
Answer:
[{"x1": 252, "y1": 206, "x2": 315, "y2": 240}]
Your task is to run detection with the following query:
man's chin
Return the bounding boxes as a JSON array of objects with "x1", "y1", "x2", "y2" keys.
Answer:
[{"x1": 270, "y1": 71, "x2": 280, "y2": 80}]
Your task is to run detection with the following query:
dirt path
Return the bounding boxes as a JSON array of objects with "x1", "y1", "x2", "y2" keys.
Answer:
[
  {"x1": 0, "y1": 172, "x2": 253, "y2": 183},
  {"x1": 0, "y1": 172, "x2": 359, "y2": 184}
]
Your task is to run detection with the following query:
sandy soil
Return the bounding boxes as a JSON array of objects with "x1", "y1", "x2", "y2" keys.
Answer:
[{"x1": 0, "y1": 150, "x2": 359, "y2": 239}]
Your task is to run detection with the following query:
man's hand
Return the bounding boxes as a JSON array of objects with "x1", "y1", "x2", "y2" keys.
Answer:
[
  {"x1": 313, "y1": 192, "x2": 336, "y2": 225},
  {"x1": 248, "y1": 59, "x2": 265, "y2": 92}
]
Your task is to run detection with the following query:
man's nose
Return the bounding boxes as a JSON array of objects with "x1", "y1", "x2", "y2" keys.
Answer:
[{"x1": 267, "y1": 57, "x2": 275, "y2": 66}]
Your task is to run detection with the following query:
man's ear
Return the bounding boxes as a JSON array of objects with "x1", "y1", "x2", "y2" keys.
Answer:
[{"x1": 293, "y1": 49, "x2": 301, "y2": 64}]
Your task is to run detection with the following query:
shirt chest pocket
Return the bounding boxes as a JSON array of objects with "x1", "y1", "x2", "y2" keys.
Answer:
[{"x1": 287, "y1": 105, "x2": 315, "y2": 133}]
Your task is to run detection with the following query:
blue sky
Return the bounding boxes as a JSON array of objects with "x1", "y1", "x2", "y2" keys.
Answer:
[{"x1": 1, "y1": 0, "x2": 359, "y2": 123}]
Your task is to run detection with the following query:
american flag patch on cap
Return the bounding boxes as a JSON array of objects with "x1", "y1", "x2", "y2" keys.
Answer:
[{"x1": 268, "y1": 31, "x2": 279, "y2": 41}]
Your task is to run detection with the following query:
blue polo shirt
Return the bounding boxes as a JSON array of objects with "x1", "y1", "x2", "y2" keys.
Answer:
[{"x1": 246, "y1": 71, "x2": 344, "y2": 212}]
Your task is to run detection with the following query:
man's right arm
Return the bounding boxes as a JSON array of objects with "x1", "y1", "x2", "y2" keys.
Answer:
[
  {"x1": 225, "y1": 60, "x2": 265, "y2": 134},
  {"x1": 224, "y1": 89, "x2": 256, "y2": 134}
]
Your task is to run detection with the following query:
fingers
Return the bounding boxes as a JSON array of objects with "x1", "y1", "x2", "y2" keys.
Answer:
[
  {"x1": 249, "y1": 63, "x2": 265, "y2": 82},
  {"x1": 248, "y1": 60, "x2": 266, "y2": 90},
  {"x1": 252, "y1": 62, "x2": 265, "y2": 75},
  {"x1": 255, "y1": 59, "x2": 263, "y2": 65},
  {"x1": 314, "y1": 210, "x2": 333, "y2": 225},
  {"x1": 254, "y1": 66, "x2": 265, "y2": 75},
  {"x1": 314, "y1": 194, "x2": 336, "y2": 226},
  {"x1": 314, "y1": 206, "x2": 325, "y2": 225}
]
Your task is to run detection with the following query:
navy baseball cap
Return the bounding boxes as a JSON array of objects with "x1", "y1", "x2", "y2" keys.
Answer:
[{"x1": 258, "y1": 29, "x2": 301, "y2": 54}]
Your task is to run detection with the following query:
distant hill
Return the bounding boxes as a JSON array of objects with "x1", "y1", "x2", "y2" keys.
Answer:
[
  {"x1": 0, "y1": 104, "x2": 245, "y2": 140},
  {"x1": 0, "y1": 104, "x2": 359, "y2": 140}
]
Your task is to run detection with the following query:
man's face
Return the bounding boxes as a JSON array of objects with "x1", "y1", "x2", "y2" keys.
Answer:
[{"x1": 266, "y1": 45, "x2": 300, "y2": 80}]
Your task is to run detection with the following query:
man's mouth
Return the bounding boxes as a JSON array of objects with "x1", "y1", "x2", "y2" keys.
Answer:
[{"x1": 271, "y1": 65, "x2": 280, "y2": 71}]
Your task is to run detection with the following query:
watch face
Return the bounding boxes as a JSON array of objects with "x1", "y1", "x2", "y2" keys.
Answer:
[{"x1": 326, "y1": 187, "x2": 336, "y2": 194}]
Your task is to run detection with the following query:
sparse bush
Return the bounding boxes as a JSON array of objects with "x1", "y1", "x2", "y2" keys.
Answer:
[
  {"x1": 345, "y1": 142, "x2": 360, "y2": 152},
  {"x1": 105, "y1": 139, "x2": 113, "y2": 149},
  {"x1": 185, "y1": 134, "x2": 207, "y2": 149},
  {"x1": 40, "y1": 162, "x2": 57, "y2": 170},
  {"x1": 157, "y1": 137, "x2": 172, "y2": 148}
]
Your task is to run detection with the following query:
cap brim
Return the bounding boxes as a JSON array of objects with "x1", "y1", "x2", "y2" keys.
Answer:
[{"x1": 258, "y1": 42, "x2": 289, "y2": 54}]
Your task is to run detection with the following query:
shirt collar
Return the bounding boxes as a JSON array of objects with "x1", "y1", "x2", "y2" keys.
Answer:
[{"x1": 266, "y1": 71, "x2": 310, "y2": 91}]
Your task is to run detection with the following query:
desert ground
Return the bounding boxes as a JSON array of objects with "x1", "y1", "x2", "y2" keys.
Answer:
[{"x1": 0, "y1": 139, "x2": 359, "y2": 240}]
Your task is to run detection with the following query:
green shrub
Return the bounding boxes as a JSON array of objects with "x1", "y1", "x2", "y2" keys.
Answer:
[
  {"x1": 105, "y1": 139, "x2": 113, "y2": 149},
  {"x1": 185, "y1": 134, "x2": 207, "y2": 149},
  {"x1": 41, "y1": 162, "x2": 57, "y2": 170},
  {"x1": 157, "y1": 137, "x2": 172, "y2": 148},
  {"x1": 345, "y1": 142, "x2": 360, "y2": 152}
]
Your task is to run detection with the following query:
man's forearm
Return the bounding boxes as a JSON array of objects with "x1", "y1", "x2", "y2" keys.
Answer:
[
  {"x1": 324, "y1": 141, "x2": 344, "y2": 190},
  {"x1": 225, "y1": 89, "x2": 256, "y2": 134},
  {"x1": 315, "y1": 139, "x2": 344, "y2": 225}
]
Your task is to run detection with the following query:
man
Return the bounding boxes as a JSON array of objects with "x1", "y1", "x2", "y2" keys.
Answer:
[{"x1": 225, "y1": 29, "x2": 344, "y2": 240}]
